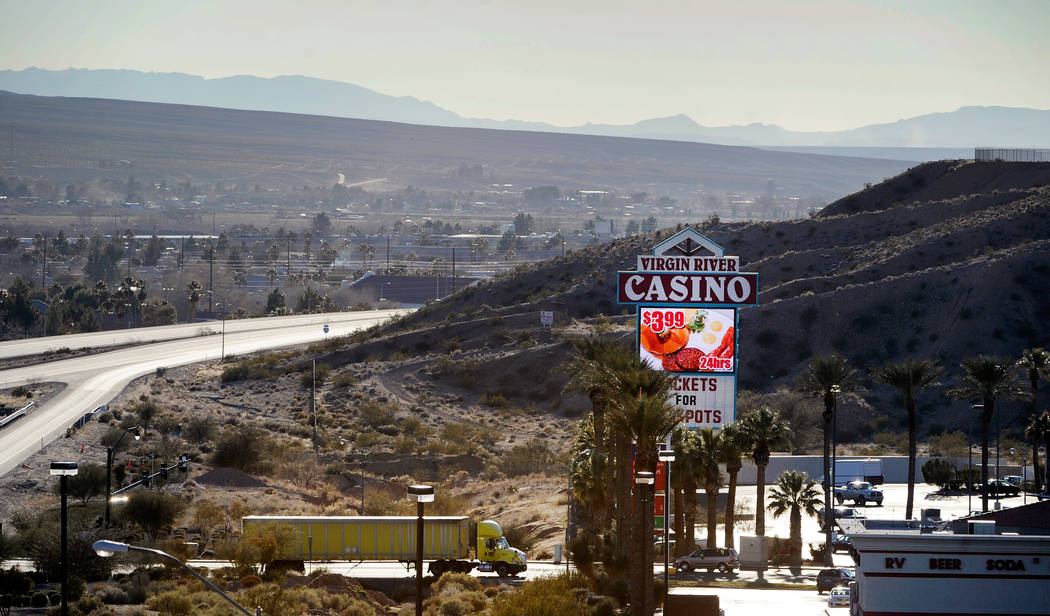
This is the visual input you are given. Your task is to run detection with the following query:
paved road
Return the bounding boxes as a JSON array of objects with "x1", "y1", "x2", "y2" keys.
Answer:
[{"x1": 0, "y1": 310, "x2": 409, "y2": 476}]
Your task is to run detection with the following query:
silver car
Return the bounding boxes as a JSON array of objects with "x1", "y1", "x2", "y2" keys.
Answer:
[{"x1": 674, "y1": 547, "x2": 739, "y2": 573}]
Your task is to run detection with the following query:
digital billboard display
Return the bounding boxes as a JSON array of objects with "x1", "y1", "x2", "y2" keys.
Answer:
[{"x1": 638, "y1": 307, "x2": 736, "y2": 373}]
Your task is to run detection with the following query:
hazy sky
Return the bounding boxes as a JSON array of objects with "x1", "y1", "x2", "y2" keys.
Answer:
[{"x1": 2, "y1": 0, "x2": 1048, "y2": 131}]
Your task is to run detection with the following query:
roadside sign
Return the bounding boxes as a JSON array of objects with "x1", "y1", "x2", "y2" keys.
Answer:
[
  {"x1": 323, "y1": 324, "x2": 329, "y2": 334},
  {"x1": 540, "y1": 311, "x2": 554, "y2": 327}
]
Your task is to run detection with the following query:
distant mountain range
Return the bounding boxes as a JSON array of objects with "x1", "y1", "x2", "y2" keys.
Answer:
[{"x1": 1, "y1": 67, "x2": 1048, "y2": 152}]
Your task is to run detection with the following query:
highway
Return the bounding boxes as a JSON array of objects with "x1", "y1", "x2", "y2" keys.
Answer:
[{"x1": 0, "y1": 310, "x2": 410, "y2": 477}]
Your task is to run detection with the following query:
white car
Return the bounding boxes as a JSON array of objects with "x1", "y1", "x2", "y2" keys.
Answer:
[
  {"x1": 1001, "y1": 475, "x2": 1024, "y2": 486},
  {"x1": 827, "y1": 586, "x2": 850, "y2": 607}
]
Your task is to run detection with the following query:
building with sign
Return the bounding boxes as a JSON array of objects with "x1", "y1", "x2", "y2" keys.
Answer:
[{"x1": 839, "y1": 514, "x2": 1050, "y2": 615}]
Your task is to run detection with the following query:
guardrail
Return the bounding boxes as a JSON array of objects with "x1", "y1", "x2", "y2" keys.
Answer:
[{"x1": 0, "y1": 402, "x2": 35, "y2": 430}]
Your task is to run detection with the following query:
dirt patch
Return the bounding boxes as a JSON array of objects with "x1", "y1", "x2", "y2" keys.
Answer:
[{"x1": 196, "y1": 467, "x2": 268, "y2": 488}]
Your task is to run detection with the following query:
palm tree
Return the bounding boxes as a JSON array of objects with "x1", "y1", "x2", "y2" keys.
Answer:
[
  {"x1": 947, "y1": 355, "x2": 1029, "y2": 512},
  {"x1": 719, "y1": 422, "x2": 745, "y2": 549},
  {"x1": 675, "y1": 431, "x2": 701, "y2": 556},
  {"x1": 767, "y1": 470, "x2": 822, "y2": 572},
  {"x1": 1018, "y1": 348, "x2": 1050, "y2": 492},
  {"x1": 871, "y1": 358, "x2": 942, "y2": 520},
  {"x1": 565, "y1": 337, "x2": 626, "y2": 532},
  {"x1": 692, "y1": 428, "x2": 724, "y2": 548},
  {"x1": 797, "y1": 354, "x2": 856, "y2": 564},
  {"x1": 187, "y1": 280, "x2": 202, "y2": 322},
  {"x1": 669, "y1": 426, "x2": 688, "y2": 557},
  {"x1": 607, "y1": 373, "x2": 679, "y2": 616},
  {"x1": 1026, "y1": 411, "x2": 1050, "y2": 492},
  {"x1": 738, "y1": 406, "x2": 790, "y2": 538}
]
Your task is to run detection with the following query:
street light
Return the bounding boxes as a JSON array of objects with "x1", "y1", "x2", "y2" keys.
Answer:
[
  {"x1": 105, "y1": 426, "x2": 140, "y2": 528},
  {"x1": 973, "y1": 404, "x2": 987, "y2": 512},
  {"x1": 51, "y1": 461, "x2": 78, "y2": 616},
  {"x1": 407, "y1": 484, "x2": 434, "y2": 616},
  {"x1": 92, "y1": 540, "x2": 260, "y2": 616},
  {"x1": 635, "y1": 471, "x2": 655, "y2": 616},
  {"x1": 566, "y1": 448, "x2": 591, "y2": 573},
  {"x1": 658, "y1": 449, "x2": 676, "y2": 594},
  {"x1": 205, "y1": 290, "x2": 227, "y2": 361}
]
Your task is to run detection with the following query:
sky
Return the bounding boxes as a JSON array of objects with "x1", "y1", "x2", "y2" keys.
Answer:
[{"x1": 1, "y1": 0, "x2": 1049, "y2": 131}]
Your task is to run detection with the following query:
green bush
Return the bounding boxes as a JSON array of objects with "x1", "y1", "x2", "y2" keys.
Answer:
[
  {"x1": 498, "y1": 439, "x2": 555, "y2": 477},
  {"x1": 31, "y1": 591, "x2": 48, "y2": 608},
  {"x1": 921, "y1": 458, "x2": 956, "y2": 489},
  {"x1": 146, "y1": 590, "x2": 193, "y2": 616},
  {"x1": 490, "y1": 573, "x2": 591, "y2": 616}
]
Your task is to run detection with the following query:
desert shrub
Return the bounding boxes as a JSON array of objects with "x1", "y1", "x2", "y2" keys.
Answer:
[
  {"x1": 332, "y1": 372, "x2": 357, "y2": 387},
  {"x1": 92, "y1": 583, "x2": 130, "y2": 604},
  {"x1": 428, "y1": 356, "x2": 481, "y2": 388},
  {"x1": 433, "y1": 572, "x2": 482, "y2": 594},
  {"x1": 183, "y1": 416, "x2": 217, "y2": 442},
  {"x1": 498, "y1": 439, "x2": 556, "y2": 477},
  {"x1": 358, "y1": 401, "x2": 398, "y2": 429},
  {"x1": 240, "y1": 574, "x2": 263, "y2": 588},
  {"x1": 490, "y1": 573, "x2": 591, "y2": 616},
  {"x1": 480, "y1": 393, "x2": 511, "y2": 409},
  {"x1": 120, "y1": 492, "x2": 185, "y2": 542},
  {"x1": 873, "y1": 431, "x2": 907, "y2": 452},
  {"x1": 809, "y1": 542, "x2": 828, "y2": 563},
  {"x1": 300, "y1": 363, "x2": 331, "y2": 388},
  {"x1": 11, "y1": 385, "x2": 31, "y2": 398},
  {"x1": 146, "y1": 590, "x2": 193, "y2": 616},
  {"x1": 502, "y1": 525, "x2": 537, "y2": 553},
  {"x1": 221, "y1": 361, "x2": 274, "y2": 383},
  {"x1": 927, "y1": 431, "x2": 967, "y2": 458},
  {"x1": 922, "y1": 458, "x2": 956, "y2": 489},
  {"x1": 211, "y1": 425, "x2": 268, "y2": 471}
]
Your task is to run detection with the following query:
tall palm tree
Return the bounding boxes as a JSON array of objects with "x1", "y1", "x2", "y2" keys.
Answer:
[
  {"x1": 1026, "y1": 411, "x2": 1050, "y2": 492},
  {"x1": 719, "y1": 422, "x2": 745, "y2": 549},
  {"x1": 767, "y1": 470, "x2": 822, "y2": 572},
  {"x1": 1018, "y1": 348, "x2": 1050, "y2": 492},
  {"x1": 608, "y1": 372, "x2": 679, "y2": 616},
  {"x1": 569, "y1": 418, "x2": 607, "y2": 535},
  {"x1": 738, "y1": 406, "x2": 790, "y2": 539},
  {"x1": 675, "y1": 429, "x2": 701, "y2": 556},
  {"x1": 947, "y1": 355, "x2": 1029, "y2": 512},
  {"x1": 565, "y1": 337, "x2": 626, "y2": 532},
  {"x1": 693, "y1": 428, "x2": 724, "y2": 548},
  {"x1": 797, "y1": 353, "x2": 856, "y2": 564},
  {"x1": 871, "y1": 358, "x2": 942, "y2": 520},
  {"x1": 669, "y1": 426, "x2": 688, "y2": 557}
]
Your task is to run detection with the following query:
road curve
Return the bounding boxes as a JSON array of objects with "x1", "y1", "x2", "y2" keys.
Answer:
[{"x1": 0, "y1": 310, "x2": 410, "y2": 477}]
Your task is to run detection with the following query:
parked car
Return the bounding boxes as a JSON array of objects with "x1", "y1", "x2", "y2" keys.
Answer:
[
  {"x1": 817, "y1": 568, "x2": 855, "y2": 593},
  {"x1": 983, "y1": 479, "x2": 1021, "y2": 496},
  {"x1": 674, "y1": 547, "x2": 739, "y2": 573},
  {"x1": 834, "y1": 480, "x2": 883, "y2": 506},
  {"x1": 831, "y1": 532, "x2": 853, "y2": 553},
  {"x1": 818, "y1": 506, "x2": 866, "y2": 529},
  {"x1": 1001, "y1": 475, "x2": 1024, "y2": 486},
  {"x1": 827, "y1": 586, "x2": 851, "y2": 607}
]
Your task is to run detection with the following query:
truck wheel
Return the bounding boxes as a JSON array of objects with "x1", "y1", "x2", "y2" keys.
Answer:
[
  {"x1": 496, "y1": 564, "x2": 511, "y2": 577},
  {"x1": 429, "y1": 561, "x2": 446, "y2": 577},
  {"x1": 856, "y1": 496, "x2": 866, "y2": 506},
  {"x1": 718, "y1": 562, "x2": 728, "y2": 573}
]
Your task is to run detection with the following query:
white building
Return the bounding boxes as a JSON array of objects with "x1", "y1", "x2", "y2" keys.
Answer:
[{"x1": 840, "y1": 512, "x2": 1050, "y2": 615}]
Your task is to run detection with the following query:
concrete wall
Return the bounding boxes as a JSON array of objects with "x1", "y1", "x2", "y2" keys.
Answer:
[{"x1": 733, "y1": 455, "x2": 1027, "y2": 485}]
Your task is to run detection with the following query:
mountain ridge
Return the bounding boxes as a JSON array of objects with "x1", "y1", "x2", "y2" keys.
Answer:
[{"x1": 2, "y1": 67, "x2": 1048, "y2": 148}]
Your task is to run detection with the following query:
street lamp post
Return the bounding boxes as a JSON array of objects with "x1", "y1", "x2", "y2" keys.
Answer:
[
  {"x1": 830, "y1": 385, "x2": 841, "y2": 493},
  {"x1": 407, "y1": 484, "x2": 434, "y2": 616},
  {"x1": 92, "y1": 540, "x2": 260, "y2": 615},
  {"x1": 566, "y1": 448, "x2": 591, "y2": 573},
  {"x1": 635, "y1": 471, "x2": 655, "y2": 616},
  {"x1": 51, "y1": 462, "x2": 78, "y2": 616},
  {"x1": 658, "y1": 449, "x2": 676, "y2": 595},
  {"x1": 105, "y1": 426, "x2": 140, "y2": 528},
  {"x1": 205, "y1": 290, "x2": 227, "y2": 362},
  {"x1": 973, "y1": 404, "x2": 987, "y2": 512}
]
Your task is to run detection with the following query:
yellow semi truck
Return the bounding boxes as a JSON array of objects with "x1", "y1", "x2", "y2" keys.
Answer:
[{"x1": 242, "y1": 515, "x2": 527, "y2": 577}]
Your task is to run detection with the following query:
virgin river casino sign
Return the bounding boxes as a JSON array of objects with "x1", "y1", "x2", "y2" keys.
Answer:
[{"x1": 617, "y1": 228, "x2": 759, "y2": 430}]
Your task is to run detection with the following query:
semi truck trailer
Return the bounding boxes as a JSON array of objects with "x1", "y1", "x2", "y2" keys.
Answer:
[{"x1": 242, "y1": 515, "x2": 527, "y2": 577}]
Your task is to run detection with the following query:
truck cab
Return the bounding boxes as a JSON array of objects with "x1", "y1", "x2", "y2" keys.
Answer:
[{"x1": 477, "y1": 520, "x2": 527, "y2": 577}]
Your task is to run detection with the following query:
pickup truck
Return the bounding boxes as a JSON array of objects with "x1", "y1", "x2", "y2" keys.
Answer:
[{"x1": 834, "y1": 481, "x2": 883, "y2": 506}]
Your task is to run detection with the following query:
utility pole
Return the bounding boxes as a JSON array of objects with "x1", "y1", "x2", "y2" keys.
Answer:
[
  {"x1": 41, "y1": 234, "x2": 46, "y2": 288},
  {"x1": 208, "y1": 244, "x2": 214, "y2": 313},
  {"x1": 311, "y1": 360, "x2": 319, "y2": 455},
  {"x1": 386, "y1": 236, "x2": 390, "y2": 273},
  {"x1": 451, "y1": 246, "x2": 455, "y2": 292}
]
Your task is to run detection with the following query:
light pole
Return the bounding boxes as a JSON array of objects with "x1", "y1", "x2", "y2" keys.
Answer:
[
  {"x1": 635, "y1": 471, "x2": 655, "y2": 616},
  {"x1": 407, "y1": 484, "x2": 434, "y2": 616},
  {"x1": 92, "y1": 540, "x2": 260, "y2": 615},
  {"x1": 973, "y1": 404, "x2": 987, "y2": 512},
  {"x1": 831, "y1": 385, "x2": 841, "y2": 492},
  {"x1": 205, "y1": 290, "x2": 227, "y2": 361},
  {"x1": 51, "y1": 461, "x2": 78, "y2": 616},
  {"x1": 566, "y1": 448, "x2": 591, "y2": 573},
  {"x1": 105, "y1": 426, "x2": 140, "y2": 528},
  {"x1": 658, "y1": 449, "x2": 675, "y2": 594}
]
